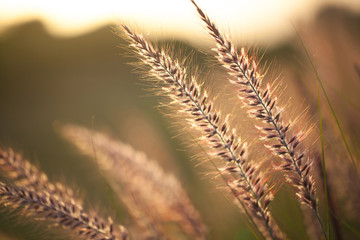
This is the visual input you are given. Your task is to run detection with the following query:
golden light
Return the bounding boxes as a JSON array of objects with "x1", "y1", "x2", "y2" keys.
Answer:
[{"x1": 0, "y1": 0, "x2": 359, "y2": 43}]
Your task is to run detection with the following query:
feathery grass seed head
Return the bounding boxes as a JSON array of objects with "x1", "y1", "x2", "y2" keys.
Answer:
[
  {"x1": 0, "y1": 182, "x2": 128, "y2": 240},
  {"x1": 0, "y1": 148, "x2": 80, "y2": 205},
  {"x1": 121, "y1": 24, "x2": 283, "y2": 240},
  {"x1": 61, "y1": 124, "x2": 207, "y2": 240},
  {"x1": 191, "y1": 0, "x2": 318, "y2": 213}
]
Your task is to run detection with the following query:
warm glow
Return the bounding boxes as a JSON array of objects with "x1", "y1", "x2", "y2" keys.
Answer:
[{"x1": 0, "y1": 0, "x2": 359, "y2": 43}]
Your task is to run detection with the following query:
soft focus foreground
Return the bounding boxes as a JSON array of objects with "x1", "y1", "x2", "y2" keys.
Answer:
[{"x1": 0, "y1": 3, "x2": 359, "y2": 240}]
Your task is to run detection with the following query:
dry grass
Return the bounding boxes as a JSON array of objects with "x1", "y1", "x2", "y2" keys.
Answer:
[
  {"x1": 0, "y1": 1, "x2": 359, "y2": 240},
  {"x1": 0, "y1": 148, "x2": 80, "y2": 205},
  {"x1": 190, "y1": 0, "x2": 323, "y2": 237},
  {"x1": 0, "y1": 148, "x2": 128, "y2": 240},
  {"x1": 120, "y1": 24, "x2": 283, "y2": 240},
  {"x1": 61, "y1": 124, "x2": 206, "y2": 240}
]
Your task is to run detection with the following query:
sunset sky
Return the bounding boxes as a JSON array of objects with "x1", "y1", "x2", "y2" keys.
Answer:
[{"x1": 0, "y1": 0, "x2": 359, "y2": 44}]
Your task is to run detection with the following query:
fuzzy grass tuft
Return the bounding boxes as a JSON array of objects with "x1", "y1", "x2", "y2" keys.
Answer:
[
  {"x1": 0, "y1": 1, "x2": 359, "y2": 239},
  {"x1": 120, "y1": 24, "x2": 284, "y2": 240},
  {"x1": 190, "y1": 0, "x2": 327, "y2": 238},
  {"x1": 61, "y1": 124, "x2": 207, "y2": 240}
]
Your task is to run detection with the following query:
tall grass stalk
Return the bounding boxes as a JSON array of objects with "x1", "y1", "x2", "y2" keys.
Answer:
[
  {"x1": 0, "y1": 180, "x2": 128, "y2": 240},
  {"x1": 182, "y1": 126, "x2": 262, "y2": 239},
  {"x1": 120, "y1": 24, "x2": 283, "y2": 240},
  {"x1": 294, "y1": 26, "x2": 356, "y2": 168},
  {"x1": 191, "y1": 1, "x2": 327, "y2": 239},
  {"x1": 317, "y1": 81, "x2": 330, "y2": 238},
  {"x1": 0, "y1": 1, "x2": 359, "y2": 239},
  {"x1": 61, "y1": 124, "x2": 206, "y2": 240},
  {"x1": 0, "y1": 148, "x2": 80, "y2": 205}
]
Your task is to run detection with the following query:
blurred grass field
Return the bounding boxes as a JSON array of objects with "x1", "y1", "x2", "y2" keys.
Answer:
[{"x1": 0, "y1": 5, "x2": 359, "y2": 240}]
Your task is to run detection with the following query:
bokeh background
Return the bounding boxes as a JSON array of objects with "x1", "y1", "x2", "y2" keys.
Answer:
[{"x1": 0, "y1": 0, "x2": 360, "y2": 239}]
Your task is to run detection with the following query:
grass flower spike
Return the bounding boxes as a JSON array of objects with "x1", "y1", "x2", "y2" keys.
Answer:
[
  {"x1": 0, "y1": 182, "x2": 128, "y2": 240},
  {"x1": 0, "y1": 1, "x2": 357, "y2": 239},
  {"x1": 191, "y1": 0, "x2": 326, "y2": 238},
  {"x1": 121, "y1": 24, "x2": 283, "y2": 240},
  {"x1": 0, "y1": 148, "x2": 129, "y2": 240},
  {"x1": 61, "y1": 124, "x2": 207, "y2": 240},
  {"x1": 0, "y1": 148, "x2": 80, "y2": 204}
]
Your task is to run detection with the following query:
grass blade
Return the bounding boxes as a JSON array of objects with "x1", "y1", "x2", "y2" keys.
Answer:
[
  {"x1": 317, "y1": 82, "x2": 330, "y2": 238},
  {"x1": 293, "y1": 24, "x2": 357, "y2": 167}
]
